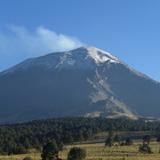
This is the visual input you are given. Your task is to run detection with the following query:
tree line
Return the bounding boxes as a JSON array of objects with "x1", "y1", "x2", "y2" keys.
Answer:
[{"x1": 0, "y1": 117, "x2": 160, "y2": 155}]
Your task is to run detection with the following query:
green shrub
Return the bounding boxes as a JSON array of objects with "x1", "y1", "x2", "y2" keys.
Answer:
[
  {"x1": 105, "y1": 137, "x2": 113, "y2": 147},
  {"x1": 139, "y1": 143, "x2": 152, "y2": 154},
  {"x1": 23, "y1": 157, "x2": 33, "y2": 160},
  {"x1": 41, "y1": 140, "x2": 59, "y2": 160},
  {"x1": 125, "y1": 137, "x2": 133, "y2": 146},
  {"x1": 67, "y1": 147, "x2": 86, "y2": 160}
]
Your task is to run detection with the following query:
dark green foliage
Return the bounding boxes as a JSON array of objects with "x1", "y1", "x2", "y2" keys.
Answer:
[
  {"x1": 105, "y1": 132, "x2": 121, "y2": 146},
  {"x1": 120, "y1": 141, "x2": 126, "y2": 146},
  {"x1": 105, "y1": 136, "x2": 113, "y2": 147},
  {"x1": 57, "y1": 141, "x2": 63, "y2": 151},
  {"x1": 4, "y1": 145, "x2": 28, "y2": 155},
  {"x1": 139, "y1": 143, "x2": 152, "y2": 154},
  {"x1": 143, "y1": 135, "x2": 151, "y2": 144},
  {"x1": 125, "y1": 137, "x2": 133, "y2": 146},
  {"x1": 105, "y1": 137, "x2": 113, "y2": 147},
  {"x1": 41, "y1": 141, "x2": 59, "y2": 160},
  {"x1": 23, "y1": 157, "x2": 33, "y2": 160},
  {"x1": 67, "y1": 147, "x2": 86, "y2": 160},
  {"x1": 113, "y1": 134, "x2": 120, "y2": 144},
  {"x1": 105, "y1": 130, "x2": 114, "y2": 147},
  {"x1": 157, "y1": 135, "x2": 160, "y2": 142},
  {"x1": 0, "y1": 117, "x2": 159, "y2": 155},
  {"x1": 12, "y1": 146, "x2": 28, "y2": 154},
  {"x1": 108, "y1": 130, "x2": 114, "y2": 138}
]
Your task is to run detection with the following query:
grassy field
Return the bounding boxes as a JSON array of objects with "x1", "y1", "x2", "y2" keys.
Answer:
[{"x1": 0, "y1": 141, "x2": 160, "y2": 160}]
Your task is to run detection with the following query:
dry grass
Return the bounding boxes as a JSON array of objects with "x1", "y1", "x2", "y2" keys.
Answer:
[{"x1": 0, "y1": 141, "x2": 160, "y2": 160}]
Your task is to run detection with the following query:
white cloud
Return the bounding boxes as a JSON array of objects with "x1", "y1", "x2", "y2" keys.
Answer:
[{"x1": 0, "y1": 25, "x2": 83, "y2": 58}]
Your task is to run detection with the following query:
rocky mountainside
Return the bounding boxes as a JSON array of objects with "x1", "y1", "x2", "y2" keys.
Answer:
[{"x1": 0, "y1": 46, "x2": 160, "y2": 123}]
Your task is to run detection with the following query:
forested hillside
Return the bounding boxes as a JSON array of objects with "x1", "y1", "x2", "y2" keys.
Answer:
[{"x1": 0, "y1": 117, "x2": 160, "y2": 155}]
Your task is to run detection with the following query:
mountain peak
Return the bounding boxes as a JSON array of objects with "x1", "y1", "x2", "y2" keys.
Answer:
[
  {"x1": 0, "y1": 46, "x2": 121, "y2": 76},
  {"x1": 73, "y1": 46, "x2": 120, "y2": 64},
  {"x1": 0, "y1": 45, "x2": 160, "y2": 123}
]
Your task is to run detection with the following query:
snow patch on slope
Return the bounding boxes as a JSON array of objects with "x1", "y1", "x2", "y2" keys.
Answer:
[{"x1": 83, "y1": 46, "x2": 119, "y2": 64}]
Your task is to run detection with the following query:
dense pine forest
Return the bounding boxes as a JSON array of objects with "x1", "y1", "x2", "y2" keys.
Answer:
[{"x1": 0, "y1": 117, "x2": 160, "y2": 155}]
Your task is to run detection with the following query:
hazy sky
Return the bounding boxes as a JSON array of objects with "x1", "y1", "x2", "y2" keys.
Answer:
[{"x1": 0, "y1": 0, "x2": 160, "y2": 81}]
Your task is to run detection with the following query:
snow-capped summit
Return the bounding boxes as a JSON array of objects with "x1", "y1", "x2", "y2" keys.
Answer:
[
  {"x1": 1, "y1": 46, "x2": 120, "y2": 75},
  {"x1": 78, "y1": 46, "x2": 119, "y2": 63}
]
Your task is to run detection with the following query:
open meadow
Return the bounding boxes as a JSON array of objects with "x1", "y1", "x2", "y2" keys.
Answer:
[{"x1": 0, "y1": 141, "x2": 160, "y2": 160}]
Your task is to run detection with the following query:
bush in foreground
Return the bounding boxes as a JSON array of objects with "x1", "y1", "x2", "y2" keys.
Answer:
[
  {"x1": 143, "y1": 135, "x2": 151, "y2": 145},
  {"x1": 125, "y1": 137, "x2": 133, "y2": 146},
  {"x1": 139, "y1": 143, "x2": 152, "y2": 154},
  {"x1": 41, "y1": 140, "x2": 60, "y2": 160},
  {"x1": 67, "y1": 147, "x2": 86, "y2": 160},
  {"x1": 105, "y1": 136, "x2": 113, "y2": 147},
  {"x1": 23, "y1": 157, "x2": 33, "y2": 160}
]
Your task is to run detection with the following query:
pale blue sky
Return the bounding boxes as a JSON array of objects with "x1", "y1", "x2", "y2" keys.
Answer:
[{"x1": 0, "y1": 0, "x2": 160, "y2": 81}]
